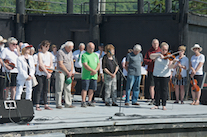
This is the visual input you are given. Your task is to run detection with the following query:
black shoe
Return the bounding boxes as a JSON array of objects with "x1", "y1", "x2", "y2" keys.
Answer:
[
  {"x1": 112, "y1": 103, "x2": 118, "y2": 106},
  {"x1": 174, "y1": 101, "x2": 179, "y2": 104},
  {"x1": 105, "y1": 103, "x2": 110, "y2": 106}
]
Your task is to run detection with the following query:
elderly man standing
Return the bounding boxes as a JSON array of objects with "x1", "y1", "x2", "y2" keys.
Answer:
[
  {"x1": 81, "y1": 42, "x2": 100, "y2": 107},
  {"x1": 144, "y1": 39, "x2": 161, "y2": 105},
  {"x1": 56, "y1": 41, "x2": 75, "y2": 109},
  {"x1": 125, "y1": 44, "x2": 143, "y2": 106},
  {"x1": 73, "y1": 43, "x2": 86, "y2": 94}
]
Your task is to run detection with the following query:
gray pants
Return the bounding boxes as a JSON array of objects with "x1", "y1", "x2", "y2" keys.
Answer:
[
  {"x1": 104, "y1": 74, "x2": 117, "y2": 103},
  {"x1": 55, "y1": 72, "x2": 72, "y2": 107}
]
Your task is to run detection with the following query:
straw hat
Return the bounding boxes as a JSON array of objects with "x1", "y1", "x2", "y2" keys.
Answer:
[
  {"x1": 191, "y1": 44, "x2": 202, "y2": 52},
  {"x1": 0, "y1": 36, "x2": 7, "y2": 43}
]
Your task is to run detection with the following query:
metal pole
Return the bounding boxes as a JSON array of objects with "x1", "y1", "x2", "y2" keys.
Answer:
[
  {"x1": 138, "y1": 0, "x2": 144, "y2": 14},
  {"x1": 67, "y1": 0, "x2": 73, "y2": 14},
  {"x1": 16, "y1": 0, "x2": 25, "y2": 42},
  {"x1": 165, "y1": 0, "x2": 172, "y2": 13},
  {"x1": 89, "y1": 0, "x2": 100, "y2": 46}
]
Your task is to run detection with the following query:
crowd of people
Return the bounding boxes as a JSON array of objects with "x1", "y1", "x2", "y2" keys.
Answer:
[{"x1": 0, "y1": 35, "x2": 205, "y2": 111}]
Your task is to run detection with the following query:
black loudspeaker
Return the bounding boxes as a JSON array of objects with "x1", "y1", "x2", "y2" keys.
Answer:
[
  {"x1": 201, "y1": 88, "x2": 207, "y2": 105},
  {"x1": 0, "y1": 100, "x2": 34, "y2": 124}
]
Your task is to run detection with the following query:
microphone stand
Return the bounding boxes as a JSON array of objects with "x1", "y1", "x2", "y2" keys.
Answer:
[{"x1": 109, "y1": 53, "x2": 126, "y2": 116}]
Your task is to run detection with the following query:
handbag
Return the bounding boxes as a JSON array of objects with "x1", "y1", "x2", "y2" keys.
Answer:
[
  {"x1": 31, "y1": 75, "x2": 38, "y2": 87},
  {"x1": 25, "y1": 59, "x2": 38, "y2": 87}
]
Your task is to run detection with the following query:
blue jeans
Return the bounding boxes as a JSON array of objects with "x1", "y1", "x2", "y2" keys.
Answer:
[{"x1": 125, "y1": 75, "x2": 141, "y2": 104}]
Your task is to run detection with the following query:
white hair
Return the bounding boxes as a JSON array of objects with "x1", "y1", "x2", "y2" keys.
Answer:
[
  {"x1": 8, "y1": 37, "x2": 18, "y2": 44},
  {"x1": 65, "y1": 41, "x2": 74, "y2": 47},
  {"x1": 133, "y1": 44, "x2": 142, "y2": 51},
  {"x1": 152, "y1": 38, "x2": 159, "y2": 44},
  {"x1": 79, "y1": 43, "x2": 85, "y2": 47},
  {"x1": 60, "y1": 41, "x2": 74, "y2": 49}
]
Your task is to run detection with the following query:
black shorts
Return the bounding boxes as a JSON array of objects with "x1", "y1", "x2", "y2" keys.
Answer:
[
  {"x1": 82, "y1": 79, "x2": 97, "y2": 91},
  {"x1": 191, "y1": 75, "x2": 203, "y2": 89},
  {"x1": 6, "y1": 73, "x2": 17, "y2": 87},
  {"x1": 147, "y1": 72, "x2": 155, "y2": 87}
]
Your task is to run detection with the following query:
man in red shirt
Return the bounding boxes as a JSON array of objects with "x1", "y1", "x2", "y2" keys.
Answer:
[{"x1": 144, "y1": 39, "x2": 161, "y2": 105}]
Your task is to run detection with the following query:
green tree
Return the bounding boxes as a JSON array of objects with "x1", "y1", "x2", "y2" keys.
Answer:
[
  {"x1": 189, "y1": 0, "x2": 207, "y2": 15},
  {"x1": 0, "y1": 0, "x2": 15, "y2": 13},
  {"x1": 26, "y1": 0, "x2": 51, "y2": 14}
]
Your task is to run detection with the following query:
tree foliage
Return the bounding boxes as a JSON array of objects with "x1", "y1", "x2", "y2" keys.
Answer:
[{"x1": 0, "y1": 0, "x2": 206, "y2": 15}]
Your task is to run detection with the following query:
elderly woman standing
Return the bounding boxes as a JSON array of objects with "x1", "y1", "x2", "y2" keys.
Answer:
[
  {"x1": 102, "y1": 44, "x2": 119, "y2": 106},
  {"x1": 125, "y1": 44, "x2": 143, "y2": 106},
  {"x1": 189, "y1": 44, "x2": 205, "y2": 105},
  {"x1": 150, "y1": 42, "x2": 176, "y2": 110},
  {"x1": 16, "y1": 43, "x2": 35, "y2": 100}
]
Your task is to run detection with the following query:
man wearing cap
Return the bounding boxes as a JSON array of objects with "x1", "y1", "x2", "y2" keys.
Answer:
[
  {"x1": 0, "y1": 36, "x2": 7, "y2": 99},
  {"x1": 55, "y1": 41, "x2": 75, "y2": 109},
  {"x1": 95, "y1": 43, "x2": 105, "y2": 59},
  {"x1": 0, "y1": 37, "x2": 19, "y2": 100},
  {"x1": 81, "y1": 42, "x2": 100, "y2": 107}
]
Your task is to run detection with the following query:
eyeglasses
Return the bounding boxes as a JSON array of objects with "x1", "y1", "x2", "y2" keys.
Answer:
[
  {"x1": 193, "y1": 48, "x2": 199, "y2": 50},
  {"x1": 11, "y1": 43, "x2": 17, "y2": 45}
]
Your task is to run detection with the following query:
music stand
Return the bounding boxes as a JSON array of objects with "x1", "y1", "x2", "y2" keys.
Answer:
[{"x1": 110, "y1": 55, "x2": 127, "y2": 116}]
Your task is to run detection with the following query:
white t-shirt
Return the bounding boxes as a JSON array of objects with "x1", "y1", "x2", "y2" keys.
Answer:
[
  {"x1": 0, "y1": 47, "x2": 19, "y2": 73},
  {"x1": 121, "y1": 57, "x2": 127, "y2": 76},
  {"x1": 36, "y1": 51, "x2": 52, "y2": 76},
  {"x1": 153, "y1": 56, "x2": 171, "y2": 77},
  {"x1": 73, "y1": 49, "x2": 86, "y2": 68},
  {"x1": 189, "y1": 54, "x2": 205, "y2": 75},
  {"x1": 172, "y1": 55, "x2": 189, "y2": 77}
]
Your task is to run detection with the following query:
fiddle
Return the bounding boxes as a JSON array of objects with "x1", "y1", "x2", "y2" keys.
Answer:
[
  {"x1": 163, "y1": 51, "x2": 181, "y2": 61},
  {"x1": 4, "y1": 59, "x2": 16, "y2": 69},
  {"x1": 175, "y1": 57, "x2": 182, "y2": 80},
  {"x1": 190, "y1": 77, "x2": 200, "y2": 92}
]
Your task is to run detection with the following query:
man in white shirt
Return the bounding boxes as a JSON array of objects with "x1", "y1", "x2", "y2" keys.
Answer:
[
  {"x1": 73, "y1": 43, "x2": 86, "y2": 94},
  {"x1": 0, "y1": 36, "x2": 7, "y2": 99},
  {"x1": 73, "y1": 43, "x2": 86, "y2": 73}
]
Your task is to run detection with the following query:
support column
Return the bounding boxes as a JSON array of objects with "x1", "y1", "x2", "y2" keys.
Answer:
[
  {"x1": 165, "y1": 0, "x2": 172, "y2": 13},
  {"x1": 67, "y1": 0, "x2": 73, "y2": 14},
  {"x1": 138, "y1": 0, "x2": 144, "y2": 14},
  {"x1": 16, "y1": 0, "x2": 25, "y2": 42},
  {"x1": 98, "y1": 0, "x2": 106, "y2": 14},
  {"x1": 89, "y1": 0, "x2": 100, "y2": 46}
]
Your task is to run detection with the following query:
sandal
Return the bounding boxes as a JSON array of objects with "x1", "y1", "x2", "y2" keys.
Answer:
[
  {"x1": 45, "y1": 106, "x2": 53, "y2": 110},
  {"x1": 150, "y1": 106, "x2": 159, "y2": 109},
  {"x1": 190, "y1": 101, "x2": 195, "y2": 105},
  {"x1": 194, "y1": 102, "x2": 200, "y2": 105},
  {"x1": 36, "y1": 107, "x2": 42, "y2": 111}
]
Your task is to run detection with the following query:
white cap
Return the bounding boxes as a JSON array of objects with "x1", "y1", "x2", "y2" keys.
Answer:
[{"x1": 21, "y1": 43, "x2": 33, "y2": 51}]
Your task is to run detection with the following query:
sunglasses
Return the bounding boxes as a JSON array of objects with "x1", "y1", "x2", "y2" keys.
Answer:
[{"x1": 11, "y1": 43, "x2": 18, "y2": 45}]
